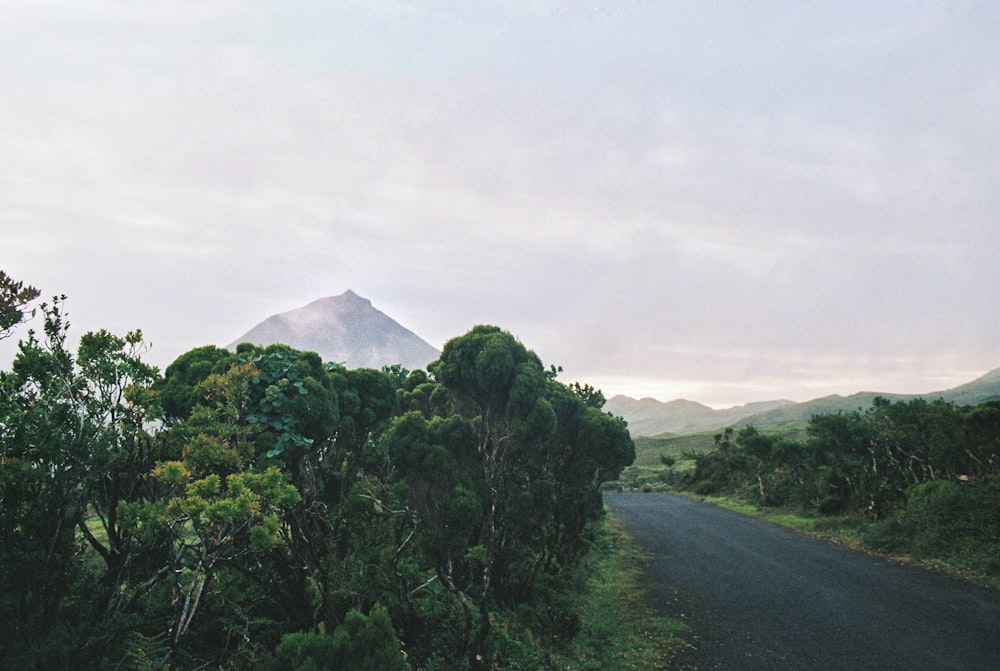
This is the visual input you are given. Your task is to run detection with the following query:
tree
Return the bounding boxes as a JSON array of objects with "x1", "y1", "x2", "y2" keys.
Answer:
[
  {"x1": 156, "y1": 344, "x2": 234, "y2": 423},
  {"x1": 0, "y1": 299, "x2": 164, "y2": 667},
  {"x1": 242, "y1": 346, "x2": 340, "y2": 463},
  {"x1": 427, "y1": 325, "x2": 635, "y2": 666},
  {"x1": 806, "y1": 411, "x2": 877, "y2": 515},
  {"x1": 384, "y1": 410, "x2": 483, "y2": 660},
  {"x1": 336, "y1": 367, "x2": 400, "y2": 467},
  {"x1": 567, "y1": 381, "x2": 606, "y2": 409},
  {"x1": 2, "y1": 313, "x2": 637, "y2": 668},
  {"x1": 0, "y1": 269, "x2": 40, "y2": 339},
  {"x1": 136, "y1": 362, "x2": 302, "y2": 662},
  {"x1": 0, "y1": 299, "x2": 86, "y2": 665},
  {"x1": 429, "y1": 325, "x2": 555, "y2": 666},
  {"x1": 963, "y1": 400, "x2": 1000, "y2": 480},
  {"x1": 72, "y1": 328, "x2": 164, "y2": 615},
  {"x1": 493, "y1": 377, "x2": 633, "y2": 603}
]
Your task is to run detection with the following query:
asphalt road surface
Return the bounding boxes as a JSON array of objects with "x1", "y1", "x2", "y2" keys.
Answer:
[{"x1": 605, "y1": 492, "x2": 1000, "y2": 671}]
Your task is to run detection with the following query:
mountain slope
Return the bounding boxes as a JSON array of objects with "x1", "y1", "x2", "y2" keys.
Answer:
[
  {"x1": 936, "y1": 366, "x2": 1000, "y2": 406},
  {"x1": 736, "y1": 367, "x2": 1000, "y2": 428},
  {"x1": 609, "y1": 367, "x2": 1000, "y2": 436},
  {"x1": 604, "y1": 396, "x2": 794, "y2": 437},
  {"x1": 228, "y1": 290, "x2": 440, "y2": 371}
]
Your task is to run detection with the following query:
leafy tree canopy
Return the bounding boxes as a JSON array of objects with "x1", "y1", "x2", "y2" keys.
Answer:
[{"x1": 1, "y1": 305, "x2": 635, "y2": 670}]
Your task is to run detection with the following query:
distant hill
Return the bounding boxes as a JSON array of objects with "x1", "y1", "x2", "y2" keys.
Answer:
[
  {"x1": 228, "y1": 290, "x2": 440, "y2": 371},
  {"x1": 608, "y1": 367, "x2": 1000, "y2": 437},
  {"x1": 935, "y1": 367, "x2": 1000, "y2": 405},
  {"x1": 604, "y1": 396, "x2": 794, "y2": 437},
  {"x1": 734, "y1": 367, "x2": 1000, "y2": 429}
]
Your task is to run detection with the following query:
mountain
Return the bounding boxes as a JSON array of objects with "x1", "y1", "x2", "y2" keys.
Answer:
[
  {"x1": 608, "y1": 367, "x2": 1000, "y2": 437},
  {"x1": 604, "y1": 396, "x2": 794, "y2": 437},
  {"x1": 734, "y1": 367, "x2": 1000, "y2": 428},
  {"x1": 936, "y1": 367, "x2": 1000, "y2": 405},
  {"x1": 228, "y1": 290, "x2": 440, "y2": 371}
]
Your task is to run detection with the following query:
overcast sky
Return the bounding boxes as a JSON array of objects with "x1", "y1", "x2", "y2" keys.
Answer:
[{"x1": 2, "y1": 1, "x2": 998, "y2": 407}]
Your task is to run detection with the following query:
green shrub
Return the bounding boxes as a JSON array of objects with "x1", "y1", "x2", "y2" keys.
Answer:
[
  {"x1": 864, "y1": 477, "x2": 1000, "y2": 576},
  {"x1": 267, "y1": 605, "x2": 409, "y2": 671}
]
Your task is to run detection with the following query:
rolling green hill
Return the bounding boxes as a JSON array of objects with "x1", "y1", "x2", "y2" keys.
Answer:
[
  {"x1": 735, "y1": 367, "x2": 1000, "y2": 428},
  {"x1": 604, "y1": 396, "x2": 794, "y2": 437},
  {"x1": 609, "y1": 368, "x2": 1000, "y2": 437},
  {"x1": 631, "y1": 423, "x2": 809, "y2": 468}
]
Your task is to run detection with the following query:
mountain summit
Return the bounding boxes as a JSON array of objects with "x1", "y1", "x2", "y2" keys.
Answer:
[{"x1": 228, "y1": 290, "x2": 440, "y2": 371}]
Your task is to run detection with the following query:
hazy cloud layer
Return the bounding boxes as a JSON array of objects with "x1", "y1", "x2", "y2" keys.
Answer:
[{"x1": 2, "y1": 1, "x2": 998, "y2": 406}]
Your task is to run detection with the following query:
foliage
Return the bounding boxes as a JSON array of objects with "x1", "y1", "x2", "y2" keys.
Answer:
[
  {"x1": 266, "y1": 605, "x2": 409, "y2": 671},
  {"x1": 863, "y1": 477, "x2": 1000, "y2": 577},
  {"x1": 1, "y1": 296, "x2": 635, "y2": 670},
  {"x1": 628, "y1": 425, "x2": 803, "y2": 468},
  {"x1": 155, "y1": 344, "x2": 234, "y2": 423},
  {"x1": 551, "y1": 516, "x2": 685, "y2": 670},
  {"x1": 382, "y1": 324, "x2": 638, "y2": 668},
  {"x1": 0, "y1": 298, "x2": 171, "y2": 668},
  {"x1": 679, "y1": 396, "x2": 1000, "y2": 581},
  {"x1": 0, "y1": 269, "x2": 40, "y2": 338}
]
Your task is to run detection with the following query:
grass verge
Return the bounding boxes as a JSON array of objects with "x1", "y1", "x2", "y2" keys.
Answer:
[
  {"x1": 692, "y1": 495, "x2": 867, "y2": 545},
  {"x1": 554, "y1": 513, "x2": 687, "y2": 670}
]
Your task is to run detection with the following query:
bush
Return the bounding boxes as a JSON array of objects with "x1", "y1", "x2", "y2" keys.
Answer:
[
  {"x1": 864, "y1": 478, "x2": 1000, "y2": 576},
  {"x1": 687, "y1": 451, "x2": 746, "y2": 496},
  {"x1": 267, "y1": 606, "x2": 410, "y2": 671}
]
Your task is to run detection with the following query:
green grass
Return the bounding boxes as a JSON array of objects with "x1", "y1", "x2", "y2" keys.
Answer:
[
  {"x1": 689, "y1": 494, "x2": 870, "y2": 546},
  {"x1": 612, "y1": 465, "x2": 683, "y2": 493},
  {"x1": 693, "y1": 495, "x2": 814, "y2": 530},
  {"x1": 630, "y1": 422, "x2": 809, "y2": 468},
  {"x1": 553, "y1": 514, "x2": 687, "y2": 670},
  {"x1": 631, "y1": 431, "x2": 716, "y2": 467},
  {"x1": 619, "y1": 423, "x2": 810, "y2": 492},
  {"x1": 617, "y1": 430, "x2": 718, "y2": 491}
]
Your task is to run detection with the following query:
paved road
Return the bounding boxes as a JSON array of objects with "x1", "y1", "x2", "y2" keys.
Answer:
[{"x1": 605, "y1": 492, "x2": 1000, "y2": 670}]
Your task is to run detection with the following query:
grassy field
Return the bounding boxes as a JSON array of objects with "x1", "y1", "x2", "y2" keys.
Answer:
[
  {"x1": 631, "y1": 422, "x2": 809, "y2": 467},
  {"x1": 615, "y1": 422, "x2": 811, "y2": 491}
]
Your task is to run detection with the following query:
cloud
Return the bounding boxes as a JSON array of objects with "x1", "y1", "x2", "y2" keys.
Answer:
[{"x1": 1, "y1": 1, "x2": 997, "y2": 404}]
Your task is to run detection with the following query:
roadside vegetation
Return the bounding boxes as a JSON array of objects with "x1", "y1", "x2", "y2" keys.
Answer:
[
  {"x1": 0, "y1": 271, "x2": 643, "y2": 670},
  {"x1": 621, "y1": 400, "x2": 1000, "y2": 586},
  {"x1": 551, "y1": 515, "x2": 686, "y2": 671}
]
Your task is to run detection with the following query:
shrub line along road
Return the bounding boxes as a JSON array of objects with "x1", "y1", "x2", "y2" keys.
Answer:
[{"x1": 605, "y1": 492, "x2": 1000, "y2": 671}]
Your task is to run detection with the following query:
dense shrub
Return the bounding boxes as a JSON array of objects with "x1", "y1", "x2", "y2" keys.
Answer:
[
  {"x1": 1, "y1": 311, "x2": 635, "y2": 669},
  {"x1": 864, "y1": 477, "x2": 1000, "y2": 576},
  {"x1": 679, "y1": 398, "x2": 1000, "y2": 577},
  {"x1": 266, "y1": 606, "x2": 410, "y2": 671}
]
